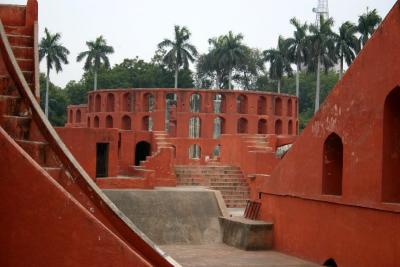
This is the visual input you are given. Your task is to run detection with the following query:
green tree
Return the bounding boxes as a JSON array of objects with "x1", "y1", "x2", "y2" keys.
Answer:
[
  {"x1": 218, "y1": 31, "x2": 247, "y2": 89},
  {"x1": 39, "y1": 28, "x2": 69, "y2": 117},
  {"x1": 358, "y1": 8, "x2": 382, "y2": 47},
  {"x1": 196, "y1": 36, "x2": 228, "y2": 89},
  {"x1": 39, "y1": 73, "x2": 68, "y2": 126},
  {"x1": 234, "y1": 47, "x2": 264, "y2": 90},
  {"x1": 158, "y1": 25, "x2": 198, "y2": 88},
  {"x1": 287, "y1": 18, "x2": 308, "y2": 97},
  {"x1": 308, "y1": 16, "x2": 336, "y2": 113},
  {"x1": 77, "y1": 35, "x2": 114, "y2": 91},
  {"x1": 264, "y1": 36, "x2": 293, "y2": 93},
  {"x1": 335, "y1": 21, "x2": 359, "y2": 79}
]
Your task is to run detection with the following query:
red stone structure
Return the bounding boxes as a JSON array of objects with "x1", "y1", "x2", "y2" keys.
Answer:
[
  {"x1": 59, "y1": 89, "x2": 298, "y2": 200},
  {"x1": 3, "y1": 0, "x2": 400, "y2": 266},
  {"x1": 0, "y1": 1, "x2": 176, "y2": 266},
  {"x1": 256, "y1": 2, "x2": 400, "y2": 266}
]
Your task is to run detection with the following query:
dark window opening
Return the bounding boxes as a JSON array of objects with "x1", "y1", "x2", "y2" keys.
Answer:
[
  {"x1": 382, "y1": 87, "x2": 400, "y2": 202},
  {"x1": 322, "y1": 133, "x2": 343, "y2": 195}
]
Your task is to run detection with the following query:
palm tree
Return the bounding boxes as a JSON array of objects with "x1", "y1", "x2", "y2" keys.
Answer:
[
  {"x1": 196, "y1": 36, "x2": 227, "y2": 89},
  {"x1": 39, "y1": 28, "x2": 69, "y2": 118},
  {"x1": 77, "y1": 36, "x2": 114, "y2": 91},
  {"x1": 335, "y1": 21, "x2": 359, "y2": 79},
  {"x1": 287, "y1": 18, "x2": 308, "y2": 97},
  {"x1": 264, "y1": 36, "x2": 292, "y2": 93},
  {"x1": 358, "y1": 8, "x2": 382, "y2": 47},
  {"x1": 219, "y1": 31, "x2": 247, "y2": 89},
  {"x1": 158, "y1": 25, "x2": 198, "y2": 88},
  {"x1": 308, "y1": 16, "x2": 336, "y2": 113}
]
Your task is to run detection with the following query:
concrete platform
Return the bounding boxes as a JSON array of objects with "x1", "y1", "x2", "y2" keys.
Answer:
[
  {"x1": 104, "y1": 187, "x2": 226, "y2": 245},
  {"x1": 219, "y1": 216, "x2": 273, "y2": 250},
  {"x1": 161, "y1": 244, "x2": 320, "y2": 267}
]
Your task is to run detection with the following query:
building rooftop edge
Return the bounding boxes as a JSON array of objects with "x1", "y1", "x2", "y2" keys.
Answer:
[{"x1": 87, "y1": 88, "x2": 297, "y2": 98}]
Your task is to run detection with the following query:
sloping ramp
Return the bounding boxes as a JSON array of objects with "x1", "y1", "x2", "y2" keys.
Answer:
[{"x1": 105, "y1": 188, "x2": 224, "y2": 245}]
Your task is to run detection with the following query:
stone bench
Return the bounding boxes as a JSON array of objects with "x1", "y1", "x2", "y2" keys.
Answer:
[{"x1": 219, "y1": 216, "x2": 273, "y2": 250}]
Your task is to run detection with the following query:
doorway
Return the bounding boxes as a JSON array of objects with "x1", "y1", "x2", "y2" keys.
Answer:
[
  {"x1": 135, "y1": 141, "x2": 151, "y2": 166},
  {"x1": 96, "y1": 143, "x2": 109, "y2": 177}
]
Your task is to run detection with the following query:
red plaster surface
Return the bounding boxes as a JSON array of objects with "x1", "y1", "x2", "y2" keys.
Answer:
[
  {"x1": 62, "y1": 88, "x2": 298, "y2": 190},
  {"x1": 0, "y1": 128, "x2": 152, "y2": 267},
  {"x1": 0, "y1": 2, "x2": 175, "y2": 266},
  {"x1": 259, "y1": 2, "x2": 400, "y2": 266}
]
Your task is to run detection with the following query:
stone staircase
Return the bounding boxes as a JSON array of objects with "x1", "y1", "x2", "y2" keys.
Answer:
[
  {"x1": 241, "y1": 134, "x2": 274, "y2": 153},
  {"x1": 153, "y1": 130, "x2": 174, "y2": 149},
  {"x1": 0, "y1": 12, "x2": 174, "y2": 266},
  {"x1": 175, "y1": 165, "x2": 250, "y2": 208},
  {"x1": 99, "y1": 130, "x2": 175, "y2": 189}
]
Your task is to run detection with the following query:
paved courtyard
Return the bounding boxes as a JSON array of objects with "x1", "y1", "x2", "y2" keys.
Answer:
[{"x1": 161, "y1": 244, "x2": 320, "y2": 267}]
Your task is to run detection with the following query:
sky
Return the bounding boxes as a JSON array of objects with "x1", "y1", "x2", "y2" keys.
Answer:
[{"x1": 6, "y1": 0, "x2": 396, "y2": 87}]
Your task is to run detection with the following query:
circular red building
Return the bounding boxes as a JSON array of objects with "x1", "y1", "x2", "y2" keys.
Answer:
[{"x1": 65, "y1": 88, "x2": 298, "y2": 166}]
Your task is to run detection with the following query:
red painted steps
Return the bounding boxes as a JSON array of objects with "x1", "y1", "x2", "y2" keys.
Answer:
[{"x1": 175, "y1": 165, "x2": 250, "y2": 208}]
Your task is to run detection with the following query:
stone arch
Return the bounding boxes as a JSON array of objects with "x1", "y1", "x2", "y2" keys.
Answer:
[
  {"x1": 87, "y1": 117, "x2": 91, "y2": 127},
  {"x1": 95, "y1": 94, "x2": 101, "y2": 112},
  {"x1": 168, "y1": 120, "x2": 177, "y2": 137},
  {"x1": 275, "y1": 119, "x2": 282, "y2": 134},
  {"x1": 288, "y1": 120, "x2": 293, "y2": 135},
  {"x1": 322, "y1": 132, "x2": 343, "y2": 196},
  {"x1": 287, "y1": 98, "x2": 293, "y2": 116},
  {"x1": 143, "y1": 93, "x2": 155, "y2": 112},
  {"x1": 106, "y1": 115, "x2": 113, "y2": 128},
  {"x1": 94, "y1": 116, "x2": 99, "y2": 128},
  {"x1": 69, "y1": 110, "x2": 73, "y2": 123},
  {"x1": 275, "y1": 97, "x2": 282, "y2": 116},
  {"x1": 189, "y1": 116, "x2": 201, "y2": 138},
  {"x1": 135, "y1": 141, "x2": 151, "y2": 166},
  {"x1": 121, "y1": 115, "x2": 131, "y2": 130},
  {"x1": 76, "y1": 109, "x2": 81, "y2": 123},
  {"x1": 237, "y1": 118, "x2": 248, "y2": 134},
  {"x1": 237, "y1": 94, "x2": 248, "y2": 114},
  {"x1": 106, "y1": 93, "x2": 115, "y2": 112},
  {"x1": 213, "y1": 94, "x2": 226, "y2": 113},
  {"x1": 323, "y1": 258, "x2": 337, "y2": 267},
  {"x1": 213, "y1": 116, "x2": 225, "y2": 139},
  {"x1": 382, "y1": 87, "x2": 400, "y2": 202},
  {"x1": 88, "y1": 95, "x2": 93, "y2": 112},
  {"x1": 166, "y1": 93, "x2": 177, "y2": 134},
  {"x1": 142, "y1": 116, "x2": 153, "y2": 131},
  {"x1": 258, "y1": 119, "x2": 267, "y2": 134},
  {"x1": 257, "y1": 96, "x2": 267, "y2": 115},
  {"x1": 122, "y1": 92, "x2": 134, "y2": 112},
  {"x1": 190, "y1": 93, "x2": 201, "y2": 113},
  {"x1": 188, "y1": 144, "x2": 201, "y2": 159}
]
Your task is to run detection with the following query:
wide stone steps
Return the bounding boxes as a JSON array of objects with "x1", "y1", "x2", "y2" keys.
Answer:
[
  {"x1": 0, "y1": 95, "x2": 22, "y2": 115},
  {"x1": 175, "y1": 165, "x2": 250, "y2": 208},
  {"x1": 6, "y1": 33, "x2": 33, "y2": 47},
  {"x1": 0, "y1": 115, "x2": 31, "y2": 140},
  {"x1": 15, "y1": 139, "x2": 60, "y2": 168}
]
